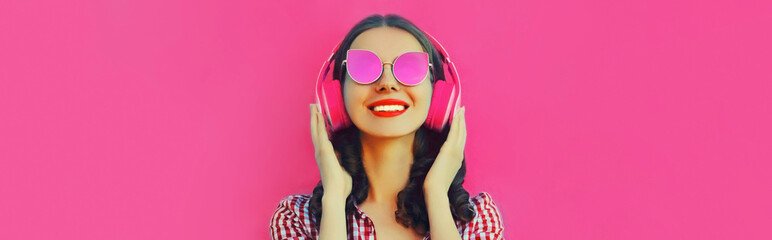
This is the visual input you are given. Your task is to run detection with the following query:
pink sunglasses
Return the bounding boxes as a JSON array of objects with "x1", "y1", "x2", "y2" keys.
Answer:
[{"x1": 342, "y1": 49, "x2": 433, "y2": 86}]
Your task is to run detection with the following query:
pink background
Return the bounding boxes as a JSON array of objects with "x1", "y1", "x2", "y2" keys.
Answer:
[{"x1": 1, "y1": 0, "x2": 771, "y2": 239}]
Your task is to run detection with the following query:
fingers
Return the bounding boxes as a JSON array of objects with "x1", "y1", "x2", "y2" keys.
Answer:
[
  {"x1": 310, "y1": 104, "x2": 318, "y2": 147},
  {"x1": 447, "y1": 107, "x2": 460, "y2": 142},
  {"x1": 316, "y1": 104, "x2": 330, "y2": 142},
  {"x1": 459, "y1": 107, "x2": 466, "y2": 147},
  {"x1": 448, "y1": 106, "x2": 467, "y2": 148}
]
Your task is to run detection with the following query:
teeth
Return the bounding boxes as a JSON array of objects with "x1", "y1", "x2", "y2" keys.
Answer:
[{"x1": 372, "y1": 105, "x2": 406, "y2": 112}]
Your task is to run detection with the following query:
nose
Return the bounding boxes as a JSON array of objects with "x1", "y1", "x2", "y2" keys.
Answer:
[{"x1": 375, "y1": 63, "x2": 400, "y2": 93}]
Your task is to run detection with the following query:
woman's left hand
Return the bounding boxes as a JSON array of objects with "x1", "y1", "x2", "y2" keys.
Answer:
[{"x1": 424, "y1": 106, "x2": 466, "y2": 194}]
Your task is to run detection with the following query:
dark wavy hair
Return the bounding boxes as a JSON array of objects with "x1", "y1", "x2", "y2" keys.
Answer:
[{"x1": 308, "y1": 14, "x2": 475, "y2": 235}]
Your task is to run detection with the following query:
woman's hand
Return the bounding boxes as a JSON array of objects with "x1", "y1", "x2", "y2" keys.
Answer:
[
  {"x1": 424, "y1": 107, "x2": 467, "y2": 194},
  {"x1": 310, "y1": 104, "x2": 353, "y2": 200}
]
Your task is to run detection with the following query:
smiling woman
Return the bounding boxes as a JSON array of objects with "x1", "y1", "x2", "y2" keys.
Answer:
[{"x1": 270, "y1": 14, "x2": 504, "y2": 240}]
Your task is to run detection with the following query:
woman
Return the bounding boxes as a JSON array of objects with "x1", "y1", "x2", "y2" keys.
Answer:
[{"x1": 270, "y1": 14, "x2": 504, "y2": 240}]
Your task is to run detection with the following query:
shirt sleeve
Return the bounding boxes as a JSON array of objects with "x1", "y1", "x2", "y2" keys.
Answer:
[
  {"x1": 461, "y1": 192, "x2": 505, "y2": 240},
  {"x1": 269, "y1": 195, "x2": 311, "y2": 240}
]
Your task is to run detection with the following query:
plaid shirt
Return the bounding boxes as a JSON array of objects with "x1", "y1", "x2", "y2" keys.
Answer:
[{"x1": 270, "y1": 192, "x2": 504, "y2": 240}]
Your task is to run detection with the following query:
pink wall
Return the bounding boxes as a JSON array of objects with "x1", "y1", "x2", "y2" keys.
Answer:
[{"x1": 1, "y1": 0, "x2": 771, "y2": 239}]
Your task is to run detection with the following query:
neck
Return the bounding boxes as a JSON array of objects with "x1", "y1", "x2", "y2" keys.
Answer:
[{"x1": 359, "y1": 130, "x2": 416, "y2": 206}]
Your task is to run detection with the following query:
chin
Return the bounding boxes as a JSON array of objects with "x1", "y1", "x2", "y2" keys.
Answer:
[
  {"x1": 358, "y1": 123, "x2": 421, "y2": 138},
  {"x1": 349, "y1": 109, "x2": 429, "y2": 138}
]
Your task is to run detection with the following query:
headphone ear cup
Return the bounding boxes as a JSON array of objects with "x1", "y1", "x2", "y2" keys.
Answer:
[
  {"x1": 424, "y1": 80, "x2": 458, "y2": 131},
  {"x1": 322, "y1": 79, "x2": 351, "y2": 133}
]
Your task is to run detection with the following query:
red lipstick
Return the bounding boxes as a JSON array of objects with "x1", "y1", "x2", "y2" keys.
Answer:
[{"x1": 367, "y1": 99, "x2": 409, "y2": 117}]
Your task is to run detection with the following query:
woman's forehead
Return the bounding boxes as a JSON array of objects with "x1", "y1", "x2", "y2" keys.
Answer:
[{"x1": 349, "y1": 27, "x2": 425, "y2": 59}]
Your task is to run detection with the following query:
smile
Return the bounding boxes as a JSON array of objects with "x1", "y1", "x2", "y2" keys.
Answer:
[
  {"x1": 367, "y1": 99, "x2": 410, "y2": 117},
  {"x1": 368, "y1": 105, "x2": 408, "y2": 117},
  {"x1": 370, "y1": 105, "x2": 407, "y2": 112}
]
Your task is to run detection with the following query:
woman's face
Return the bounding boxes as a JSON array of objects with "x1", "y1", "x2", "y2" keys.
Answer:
[{"x1": 343, "y1": 27, "x2": 433, "y2": 138}]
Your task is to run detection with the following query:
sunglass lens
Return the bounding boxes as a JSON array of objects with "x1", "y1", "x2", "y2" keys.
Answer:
[
  {"x1": 394, "y1": 52, "x2": 430, "y2": 85},
  {"x1": 346, "y1": 50, "x2": 381, "y2": 84}
]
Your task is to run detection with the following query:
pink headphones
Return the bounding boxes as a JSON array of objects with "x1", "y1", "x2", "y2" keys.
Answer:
[{"x1": 315, "y1": 31, "x2": 461, "y2": 137}]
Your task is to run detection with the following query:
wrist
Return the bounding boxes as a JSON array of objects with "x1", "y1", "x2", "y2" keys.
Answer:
[
  {"x1": 322, "y1": 194, "x2": 346, "y2": 207},
  {"x1": 423, "y1": 175, "x2": 450, "y2": 194},
  {"x1": 424, "y1": 188, "x2": 450, "y2": 208},
  {"x1": 423, "y1": 183, "x2": 448, "y2": 197}
]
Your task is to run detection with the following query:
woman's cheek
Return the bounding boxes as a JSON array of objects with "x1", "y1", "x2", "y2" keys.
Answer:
[{"x1": 419, "y1": 86, "x2": 433, "y2": 112}]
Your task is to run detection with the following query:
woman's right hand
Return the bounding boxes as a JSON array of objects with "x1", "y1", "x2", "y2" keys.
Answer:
[{"x1": 310, "y1": 104, "x2": 353, "y2": 201}]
